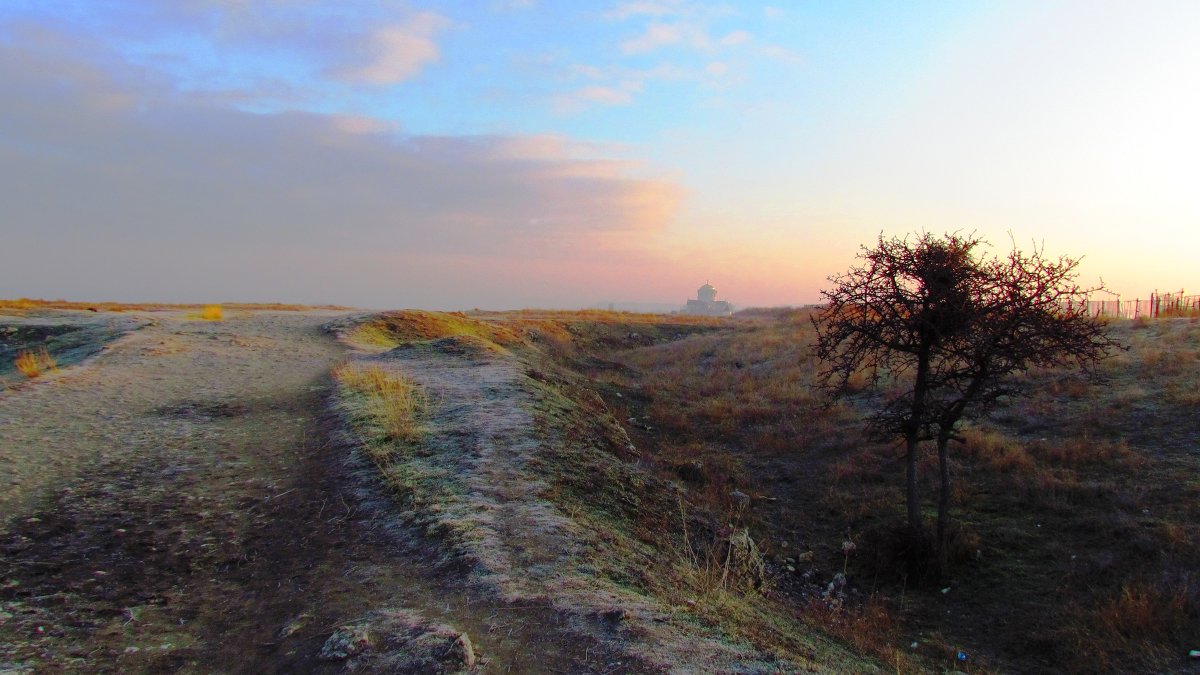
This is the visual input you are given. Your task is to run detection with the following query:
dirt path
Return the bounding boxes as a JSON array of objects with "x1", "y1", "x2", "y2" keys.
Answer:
[
  {"x1": 0, "y1": 311, "x2": 654, "y2": 674},
  {"x1": 0, "y1": 311, "x2": 353, "y2": 671}
]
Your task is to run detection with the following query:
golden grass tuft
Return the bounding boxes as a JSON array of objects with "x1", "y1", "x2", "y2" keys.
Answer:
[
  {"x1": 14, "y1": 348, "x2": 57, "y2": 379},
  {"x1": 200, "y1": 304, "x2": 223, "y2": 321},
  {"x1": 333, "y1": 362, "x2": 426, "y2": 444},
  {"x1": 960, "y1": 427, "x2": 1037, "y2": 474}
]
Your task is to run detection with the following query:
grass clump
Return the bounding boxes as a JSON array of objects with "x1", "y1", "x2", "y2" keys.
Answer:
[
  {"x1": 333, "y1": 362, "x2": 426, "y2": 446},
  {"x1": 200, "y1": 304, "x2": 223, "y2": 321},
  {"x1": 14, "y1": 348, "x2": 57, "y2": 378}
]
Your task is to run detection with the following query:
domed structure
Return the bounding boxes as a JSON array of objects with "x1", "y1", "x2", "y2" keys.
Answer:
[{"x1": 683, "y1": 281, "x2": 732, "y2": 316}]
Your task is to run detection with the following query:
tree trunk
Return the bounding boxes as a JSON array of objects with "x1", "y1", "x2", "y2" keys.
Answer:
[
  {"x1": 935, "y1": 433, "x2": 951, "y2": 578},
  {"x1": 907, "y1": 346, "x2": 931, "y2": 544},
  {"x1": 906, "y1": 434, "x2": 922, "y2": 541}
]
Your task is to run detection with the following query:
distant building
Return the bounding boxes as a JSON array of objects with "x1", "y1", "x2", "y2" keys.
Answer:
[{"x1": 683, "y1": 282, "x2": 733, "y2": 316}]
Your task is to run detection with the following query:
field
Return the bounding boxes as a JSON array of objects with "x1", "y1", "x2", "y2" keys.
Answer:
[
  {"x1": 573, "y1": 308, "x2": 1200, "y2": 673},
  {"x1": 1, "y1": 302, "x2": 1196, "y2": 672}
]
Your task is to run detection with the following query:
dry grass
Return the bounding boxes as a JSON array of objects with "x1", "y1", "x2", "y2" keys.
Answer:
[
  {"x1": 333, "y1": 362, "x2": 426, "y2": 445},
  {"x1": 324, "y1": 308, "x2": 1200, "y2": 672},
  {"x1": 1071, "y1": 579, "x2": 1199, "y2": 670},
  {"x1": 14, "y1": 348, "x2": 57, "y2": 378},
  {"x1": 346, "y1": 310, "x2": 521, "y2": 351},
  {"x1": 331, "y1": 309, "x2": 878, "y2": 670},
  {"x1": 565, "y1": 309, "x2": 1200, "y2": 673}
]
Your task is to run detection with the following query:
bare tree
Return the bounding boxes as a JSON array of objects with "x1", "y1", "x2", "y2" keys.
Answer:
[{"x1": 813, "y1": 232, "x2": 1118, "y2": 572}]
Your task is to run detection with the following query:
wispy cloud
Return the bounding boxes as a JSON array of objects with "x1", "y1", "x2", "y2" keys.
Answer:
[
  {"x1": 760, "y1": 43, "x2": 804, "y2": 66},
  {"x1": 337, "y1": 12, "x2": 451, "y2": 84},
  {"x1": 606, "y1": 2, "x2": 684, "y2": 20},
  {"x1": 620, "y1": 22, "x2": 690, "y2": 54},
  {"x1": 719, "y1": 29, "x2": 751, "y2": 46},
  {"x1": 556, "y1": 85, "x2": 637, "y2": 111},
  {"x1": 493, "y1": 0, "x2": 537, "y2": 10},
  {"x1": 614, "y1": 1, "x2": 751, "y2": 56},
  {"x1": 553, "y1": 61, "x2": 699, "y2": 112}
]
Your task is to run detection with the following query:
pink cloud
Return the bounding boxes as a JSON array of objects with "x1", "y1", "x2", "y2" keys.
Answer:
[{"x1": 339, "y1": 12, "x2": 450, "y2": 84}]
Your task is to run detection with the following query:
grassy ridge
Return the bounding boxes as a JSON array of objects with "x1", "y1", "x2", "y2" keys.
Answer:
[{"x1": 330, "y1": 309, "x2": 881, "y2": 671}]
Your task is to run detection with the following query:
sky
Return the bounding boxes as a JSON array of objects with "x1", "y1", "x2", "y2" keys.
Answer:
[{"x1": 1, "y1": 1, "x2": 1197, "y2": 310}]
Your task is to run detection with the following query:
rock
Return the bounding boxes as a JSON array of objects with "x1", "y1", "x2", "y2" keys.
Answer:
[
  {"x1": 824, "y1": 572, "x2": 847, "y2": 598},
  {"x1": 456, "y1": 632, "x2": 477, "y2": 668},
  {"x1": 797, "y1": 550, "x2": 814, "y2": 563},
  {"x1": 322, "y1": 609, "x2": 476, "y2": 673},
  {"x1": 600, "y1": 608, "x2": 628, "y2": 624},
  {"x1": 277, "y1": 613, "x2": 311, "y2": 641},
  {"x1": 319, "y1": 623, "x2": 373, "y2": 661},
  {"x1": 726, "y1": 528, "x2": 766, "y2": 590},
  {"x1": 675, "y1": 462, "x2": 707, "y2": 486}
]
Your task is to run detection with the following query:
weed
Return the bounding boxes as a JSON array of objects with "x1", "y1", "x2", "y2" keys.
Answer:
[{"x1": 14, "y1": 348, "x2": 57, "y2": 378}]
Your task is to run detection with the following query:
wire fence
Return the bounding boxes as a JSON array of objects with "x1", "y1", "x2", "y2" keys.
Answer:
[{"x1": 1078, "y1": 290, "x2": 1200, "y2": 319}]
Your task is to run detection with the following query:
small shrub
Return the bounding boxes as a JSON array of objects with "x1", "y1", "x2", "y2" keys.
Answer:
[
  {"x1": 14, "y1": 348, "x2": 56, "y2": 378},
  {"x1": 201, "y1": 304, "x2": 223, "y2": 321}
]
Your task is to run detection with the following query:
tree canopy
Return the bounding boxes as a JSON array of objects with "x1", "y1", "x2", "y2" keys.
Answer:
[{"x1": 813, "y1": 232, "x2": 1119, "y2": 573}]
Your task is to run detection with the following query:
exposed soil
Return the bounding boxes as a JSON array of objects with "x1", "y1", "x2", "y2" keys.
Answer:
[{"x1": 0, "y1": 311, "x2": 633, "y2": 673}]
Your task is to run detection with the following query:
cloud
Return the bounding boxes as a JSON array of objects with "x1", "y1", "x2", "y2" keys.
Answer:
[
  {"x1": 705, "y1": 61, "x2": 728, "y2": 77},
  {"x1": 719, "y1": 29, "x2": 751, "y2": 46},
  {"x1": 579, "y1": 85, "x2": 636, "y2": 105},
  {"x1": 553, "y1": 62, "x2": 695, "y2": 112},
  {"x1": 337, "y1": 12, "x2": 450, "y2": 84},
  {"x1": 493, "y1": 0, "x2": 536, "y2": 10},
  {"x1": 620, "y1": 22, "x2": 688, "y2": 54},
  {"x1": 0, "y1": 30, "x2": 685, "y2": 306},
  {"x1": 619, "y1": 21, "x2": 746, "y2": 55},
  {"x1": 606, "y1": 2, "x2": 684, "y2": 20},
  {"x1": 761, "y1": 44, "x2": 804, "y2": 65},
  {"x1": 553, "y1": 84, "x2": 639, "y2": 113}
]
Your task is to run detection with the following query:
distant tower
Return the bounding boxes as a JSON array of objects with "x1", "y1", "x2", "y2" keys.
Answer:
[{"x1": 683, "y1": 280, "x2": 733, "y2": 316}]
